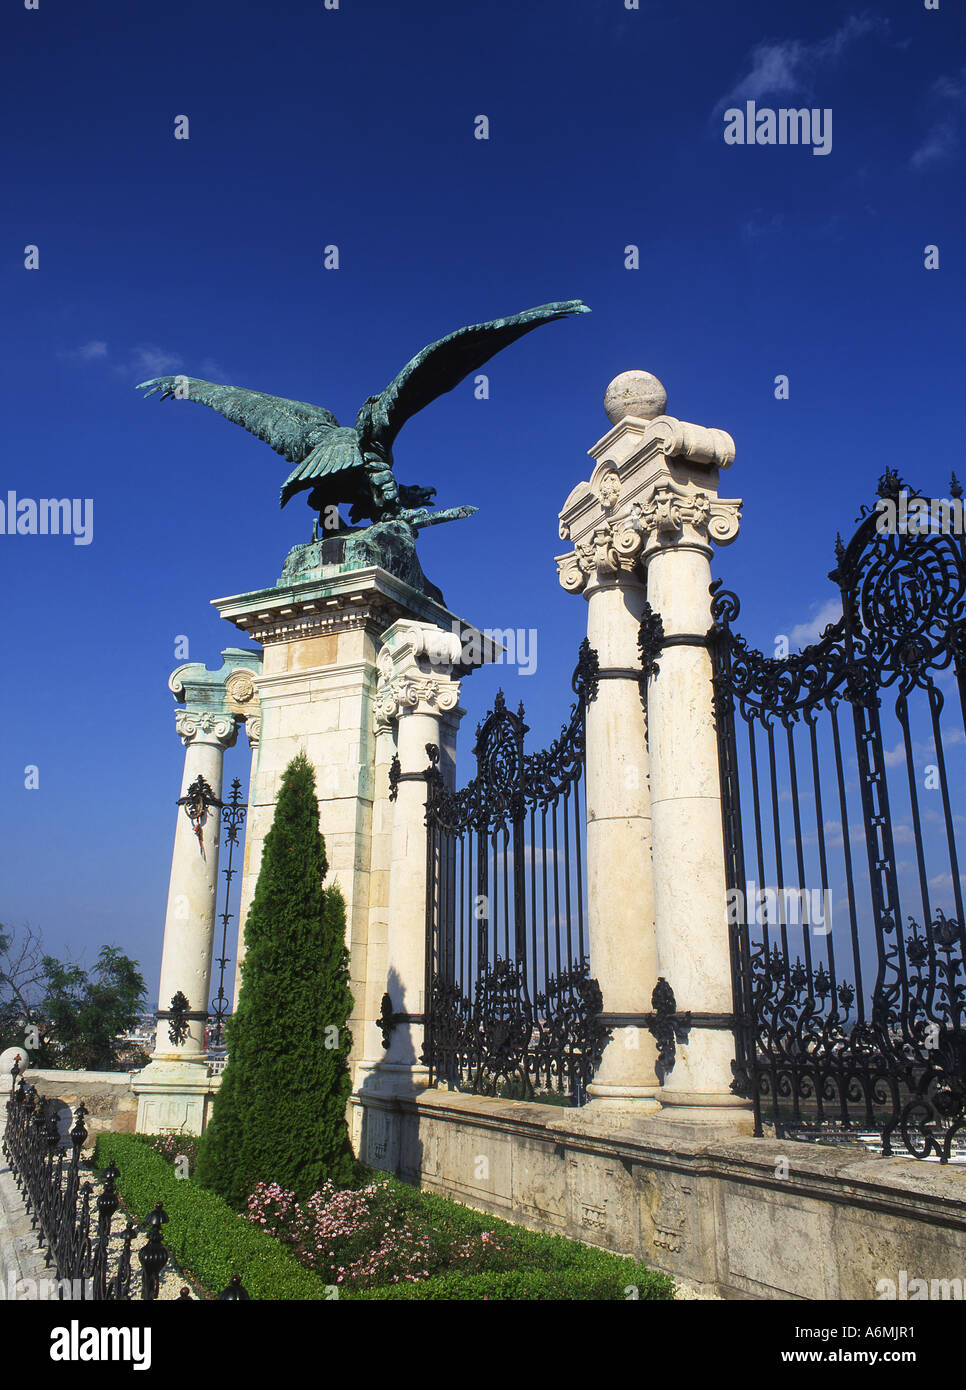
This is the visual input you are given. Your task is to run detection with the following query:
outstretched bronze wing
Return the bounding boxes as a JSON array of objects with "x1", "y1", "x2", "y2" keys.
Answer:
[
  {"x1": 366, "y1": 299, "x2": 591, "y2": 449},
  {"x1": 136, "y1": 377, "x2": 341, "y2": 465}
]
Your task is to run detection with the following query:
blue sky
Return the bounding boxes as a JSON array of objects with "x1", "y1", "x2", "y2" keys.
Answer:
[{"x1": 1, "y1": 0, "x2": 962, "y2": 997}]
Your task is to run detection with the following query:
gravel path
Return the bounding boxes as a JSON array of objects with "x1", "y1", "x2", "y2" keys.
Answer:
[{"x1": 0, "y1": 1142, "x2": 206, "y2": 1301}]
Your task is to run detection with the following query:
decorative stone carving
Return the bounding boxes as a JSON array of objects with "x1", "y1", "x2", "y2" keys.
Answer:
[
  {"x1": 245, "y1": 716, "x2": 261, "y2": 749},
  {"x1": 373, "y1": 620, "x2": 463, "y2": 729},
  {"x1": 556, "y1": 377, "x2": 741, "y2": 595},
  {"x1": 557, "y1": 483, "x2": 741, "y2": 594},
  {"x1": 375, "y1": 674, "x2": 461, "y2": 726},
  {"x1": 651, "y1": 1177, "x2": 693, "y2": 1255},
  {"x1": 225, "y1": 668, "x2": 256, "y2": 705},
  {"x1": 597, "y1": 471, "x2": 622, "y2": 508},
  {"x1": 173, "y1": 711, "x2": 236, "y2": 745},
  {"x1": 174, "y1": 710, "x2": 237, "y2": 748}
]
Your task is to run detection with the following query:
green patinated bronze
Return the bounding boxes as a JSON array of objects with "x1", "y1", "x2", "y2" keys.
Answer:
[{"x1": 137, "y1": 300, "x2": 589, "y2": 596}]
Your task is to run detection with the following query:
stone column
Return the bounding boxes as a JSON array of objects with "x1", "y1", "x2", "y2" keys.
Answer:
[
  {"x1": 134, "y1": 708, "x2": 237, "y2": 1133},
  {"x1": 134, "y1": 648, "x2": 260, "y2": 1134},
  {"x1": 557, "y1": 413, "x2": 661, "y2": 1118},
  {"x1": 557, "y1": 371, "x2": 750, "y2": 1129},
  {"x1": 154, "y1": 710, "x2": 237, "y2": 1059},
  {"x1": 640, "y1": 443, "x2": 748, "y2": 1126},
  {"x1": 370, "y1": 620, "x2": 462, "y2": 1096}
]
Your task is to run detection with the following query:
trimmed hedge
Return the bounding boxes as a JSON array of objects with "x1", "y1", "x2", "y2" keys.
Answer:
[
  {"x1": 347, "y1": 1269, "x2": 673, "y2": 1300},
  {"x1": 94, "y1": 1133, "x2": 337, "y2": 1300},
  {"x1": 95, "y1": 1135, "x2": 676, "y2": 1301}
]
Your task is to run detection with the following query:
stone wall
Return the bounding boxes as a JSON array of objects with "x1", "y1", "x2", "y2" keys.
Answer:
[
  {"x1": 352, "y1": 1088, "x2": 966, "y2": 1300},
  {"x1": 23, "y1": 1070, "x2": 139, "y2": 1142}
]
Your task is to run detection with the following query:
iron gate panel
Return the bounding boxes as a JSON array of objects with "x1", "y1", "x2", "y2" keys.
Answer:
[
  {"x1": 712, "y1": 471, "x2": 966, "y2": 1161},
  {"x1": 422, "y1": 641, "x2": 606, "y2": 1103}
]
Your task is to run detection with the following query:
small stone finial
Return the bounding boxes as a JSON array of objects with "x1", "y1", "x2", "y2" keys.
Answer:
[{"x1": 604, "y1": 370, "x2": 667, "y2": 425}]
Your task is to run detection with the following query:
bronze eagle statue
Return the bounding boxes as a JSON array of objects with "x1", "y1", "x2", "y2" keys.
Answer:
[{"x1": 137, "y1": 300, "x2": 590, "y2": 528}]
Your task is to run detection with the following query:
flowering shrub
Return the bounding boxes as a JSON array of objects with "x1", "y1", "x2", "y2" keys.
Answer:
[
  {"x1": 245, "y1": 1177, "x2": 508, "y2": 1289},
  {"x1": 151, "y1": 1134, "x2": 200, "y2": 1173}
]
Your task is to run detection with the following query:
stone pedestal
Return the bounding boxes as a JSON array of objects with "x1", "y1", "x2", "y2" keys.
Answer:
[{"x1": 214, "y1": 552, "x2": 489, "y2": 1093}]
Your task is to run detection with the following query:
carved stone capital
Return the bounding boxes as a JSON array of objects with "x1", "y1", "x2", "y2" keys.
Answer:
[
  {"x1": 175, "y1": 710, "x2": 238, "y2": 749},
  {"x1": 556, "y1": 516, "x2": 646, "y2": 592},
  {"x1": 374, "y1": 618, "x2": 463, "y2": 728},
  {"x1": 557, "y1": 400, "x2": 742, "y2": 594},
  {"x1": 375, "y1": 673, "x2": 461, "y2": 726},
  {"x1": 245, "y1": 716, "x2": 261, "y2": 749},
  {"x1": 631, "y1": 480, "x2": 742, "y2": 551}
]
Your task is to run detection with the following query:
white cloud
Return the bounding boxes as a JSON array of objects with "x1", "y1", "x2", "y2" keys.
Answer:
[
  {"x1": 61, "y1": 339, "x2": 188, "y2": 379},
  {"x1": 127, "y1": 345, "x2": 184, "y2": 378},
  {"x1": 714, "y1": 14, "x2": 887, "y2": 115},
  {"x1": 59, "y1": 339, "x2": 109, "y2": 362},
  {"x1": 910, "y1": 68, "x2": 966, "y2": 170},
  {"x1": 788, "y1": 599, "x2": 841, "y2": 650}
]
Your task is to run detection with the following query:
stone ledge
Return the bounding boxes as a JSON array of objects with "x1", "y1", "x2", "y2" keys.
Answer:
[
  {"x1": 404, "y1": 1088, "x2": 966, "y2": 1224},
  {"x1": 355, "y1": 1086, "x2": 966, "y2": 1297}
]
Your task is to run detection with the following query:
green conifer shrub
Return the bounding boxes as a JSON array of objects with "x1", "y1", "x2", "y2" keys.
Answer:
[{"x1": 195, "y1": 751, "x2": 356, "y2": 1205}]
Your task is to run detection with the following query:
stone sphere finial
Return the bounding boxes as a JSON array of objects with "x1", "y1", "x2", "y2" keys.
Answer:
[{"x1": 604, "y1": 370, "x2": 667, "y2": 424}]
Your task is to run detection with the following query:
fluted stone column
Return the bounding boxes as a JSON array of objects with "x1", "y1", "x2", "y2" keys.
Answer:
[
  {"x1": 557, "y1": 370, "x2": 751, "y2": 1130},
  {"x1": 369, "y1": 619, "x2": 462, "y2": 1096}
]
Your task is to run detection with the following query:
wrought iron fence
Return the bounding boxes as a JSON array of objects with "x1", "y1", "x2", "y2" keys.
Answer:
[
  {"x1": 207, "y1": 776, "x2": 247, "y2": 1055},
  {"x1": 421, "y1": 640, "x2": 607, "y2": 1103},
  {"x1": 711, "y1": 471, "x2": 966, "y2": 1161},
  {"x1": 2, "y1": 1061, "x2": 250, "y2": 1298}
]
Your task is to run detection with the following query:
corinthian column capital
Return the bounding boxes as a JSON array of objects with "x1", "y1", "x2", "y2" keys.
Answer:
[
  {"x1": 556, "y1": 371, "x2": 741, "y2": 594},
  {"x1": 374, "y1": 620, "x2": 462, "y2": 728}
]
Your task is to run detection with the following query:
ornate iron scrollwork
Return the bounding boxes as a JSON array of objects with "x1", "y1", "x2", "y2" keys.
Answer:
[
  {"x1": 712, "y1": 475, "x2": 966, "y2": 1160},
  {"x1": 423, "y1": 638, "x2": 602, "y2": 1104},
  {"x1": 645, "y1": 978, "x2": 691, "y2": 1084},
  {"x1": 573, "y1": 638, "x2": 599, "y2": 705},
  {"x1": 208, "y1": 778, "x2": 246, "y2": 1049},
  {"x1": 166, "y1": 992, "x2": 191, "y2": 1047},
  {"x1": 638, "y1": 602, "x2": 665, "y2": 683},
  {"x1": 177, "y1": 775, "x2": 223, "y2": 823},
  {"x1": 376, "y1": 992, "x2": 425, "y2": 1050},
  {"x1": 377, "y1": 992, "x2": 396, "y2": 1049}
]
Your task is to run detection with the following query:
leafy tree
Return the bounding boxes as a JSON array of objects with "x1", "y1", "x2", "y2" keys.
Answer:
[
  {"x1": 40, "y1": 947, "x2": 148, "y2": 1070},
  {"x1": 0, "y1": 923, "x2": 47, "y2": 1058},
  {"x1": 0, "y1": 926, "x2": 148, "y2": 1070},
  {"x1": 196, "y1": 751, "x2": 356, "y2": 1206}
]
